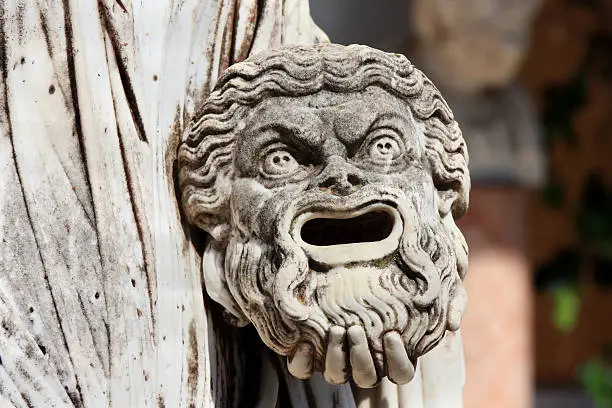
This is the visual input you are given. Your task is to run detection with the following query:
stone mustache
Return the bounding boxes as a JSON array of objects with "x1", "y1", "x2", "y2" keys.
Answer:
[{"x1": 178, "y1": 44, "x2": 470, "y2": 389}]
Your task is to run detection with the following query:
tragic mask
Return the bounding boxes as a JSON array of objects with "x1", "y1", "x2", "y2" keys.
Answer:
[{"x1": 178, "y1": 44, "x2": 470, "y2": 388}]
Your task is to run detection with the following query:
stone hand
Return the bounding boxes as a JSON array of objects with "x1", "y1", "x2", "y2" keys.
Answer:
[{"x1": 287, "y1": 326, "x2": 415, "y2": 388}]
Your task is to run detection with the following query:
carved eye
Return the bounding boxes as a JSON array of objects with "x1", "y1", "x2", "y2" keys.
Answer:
[
  {"x1": 261, "y1": 148, "x2": 300, "y2": 177},
  {"x1": 366, "y1": 131, "x2": 403, "y2": 163}
]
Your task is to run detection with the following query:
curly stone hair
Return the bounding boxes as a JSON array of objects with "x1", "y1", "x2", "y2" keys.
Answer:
[{"x1": 178, "y1": 43, "x2": 470, "y2": 237}]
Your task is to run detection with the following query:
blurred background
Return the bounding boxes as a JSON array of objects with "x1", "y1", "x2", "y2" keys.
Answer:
[{"x1": 309, "y1": 0, "x2": 612, "y2": 407}]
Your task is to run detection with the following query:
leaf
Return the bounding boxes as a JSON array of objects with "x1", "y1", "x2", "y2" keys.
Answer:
[
  {"x1": 580, "y1": 358, "x2": 612, "y2": 408},
  {"x1": 552, "y1": 285, "x2": 581, "y2": 333}
]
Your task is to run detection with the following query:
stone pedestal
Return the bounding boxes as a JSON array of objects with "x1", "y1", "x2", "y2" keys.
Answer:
[{"x1": 458, "y1": 188, "x2": 533, "y2": 408}]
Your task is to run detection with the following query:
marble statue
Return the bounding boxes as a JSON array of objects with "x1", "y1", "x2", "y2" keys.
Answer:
[
  {"x1": 179, "y1": 44, "x2": 470, "y2": 389},
  {"x1": 0, "y1": 0, "x2": 469, "y2": 405}
]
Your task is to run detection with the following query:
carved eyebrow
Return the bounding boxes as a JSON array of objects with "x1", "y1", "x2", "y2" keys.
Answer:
[
  {"x1": 252, "y1": 122, "x2": 315, "y2": 150},
  {"x1": 366, "y1": 112, "x2": 406, "y2": 134},
  {"x1": 250, "y1": 108, "x2": 326, "y2": 150},
  {"x1": 343, "y1": 112, "x2": 405, "y2": 155},
  {"x1": 252, "y1": 122, "x2": 295, "y2": 138},
  {"x1": 235, "y1": 120, "x2": 313, "y2": 177}
]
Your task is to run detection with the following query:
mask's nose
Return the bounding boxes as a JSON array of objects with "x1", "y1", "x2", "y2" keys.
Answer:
[{"x1": 315, "y1": 155, "x2": 365, "y2": 195}]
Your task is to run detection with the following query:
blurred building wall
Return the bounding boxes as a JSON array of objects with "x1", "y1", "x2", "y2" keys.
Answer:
[
  {"x1": 309, "y1": 1, "x2": 542, "y2": 408},
  {"x1": 520, "y1": 0, "x2": 612, "y2": 387},
  {"x1": 457, "y1": 190, "x2": 533, "y2": 408}
]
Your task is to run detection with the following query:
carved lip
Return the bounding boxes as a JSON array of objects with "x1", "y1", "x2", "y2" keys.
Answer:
[{"x1": 291, "y1": 203, "x2": 403, "y2": 267}]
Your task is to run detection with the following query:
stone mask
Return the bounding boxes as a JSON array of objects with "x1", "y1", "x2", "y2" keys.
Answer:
[{"x1": 178, "y1": 44, "x2": 470, "y2": 388}]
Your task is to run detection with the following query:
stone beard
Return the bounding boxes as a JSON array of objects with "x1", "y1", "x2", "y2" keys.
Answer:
[{"x1": 178, "y1": 44, "x2": 470, "y2": 388}]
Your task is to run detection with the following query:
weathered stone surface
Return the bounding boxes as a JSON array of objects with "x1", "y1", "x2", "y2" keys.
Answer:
[
  {"x1": 179, "y1": 43, "x2": 470, "y2": 389},
  {"x1": 1, "y1": 1, "x2": 471, "y2": 405},
  {"x1": 0, "y1": 1, "x2": 326, "y2": 406}
]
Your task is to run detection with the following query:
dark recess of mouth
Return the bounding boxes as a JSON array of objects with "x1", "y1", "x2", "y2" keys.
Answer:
[{"x1": 300, "y1": 210, "x2": 394, "y2": 246}]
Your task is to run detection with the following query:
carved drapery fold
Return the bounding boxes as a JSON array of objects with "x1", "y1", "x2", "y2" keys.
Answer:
[{"x1": 0, "y1": 1, "x2": 325, "y2": 406}]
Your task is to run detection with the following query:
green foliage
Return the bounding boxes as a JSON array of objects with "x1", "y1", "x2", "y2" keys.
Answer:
[
  {"x1": 535, "y1": 176, "x2": 612, "y2": 330},
  {"x1": 535, "y1": 249, "x2": 582, "y2": 332},
  {"x1": 552, "y1": 285, "x2": 582, "y2": 333},
  {"x1": 580, "y1": 355, "x2": 612, "y2": 408},
  {"x1": 537, "y1": 1, "x2": 612, "y2": 405}
]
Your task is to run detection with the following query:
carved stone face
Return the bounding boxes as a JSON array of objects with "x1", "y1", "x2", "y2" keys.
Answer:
[{"x1": 179, "y1": 44, "x2": 470, "y2": 388}]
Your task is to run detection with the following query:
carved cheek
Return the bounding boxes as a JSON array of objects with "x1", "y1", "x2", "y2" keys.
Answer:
[
  {"x1": 393, "y1": 169, "x2": 432, "y2": 192},
  {"x1": 229, "y1": 178, "x2": 273, "y2": 235}
]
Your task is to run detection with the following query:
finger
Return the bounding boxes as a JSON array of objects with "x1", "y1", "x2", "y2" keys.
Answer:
[
  {"x1": 447, "y1": 283, "x2": 467, "y2": 331},
  {"x1": 347, "y1": 326, "x2": 378, "y2": 388},
  {"x1": 383, "y1": 331, "x2": 415, "y2": 385},
  {"x1": 287, "y1": 342, "x2": 314, "y2": 379},
  {"x1": 324, "y1": 326, "x2": 348, "y2": 385}
]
